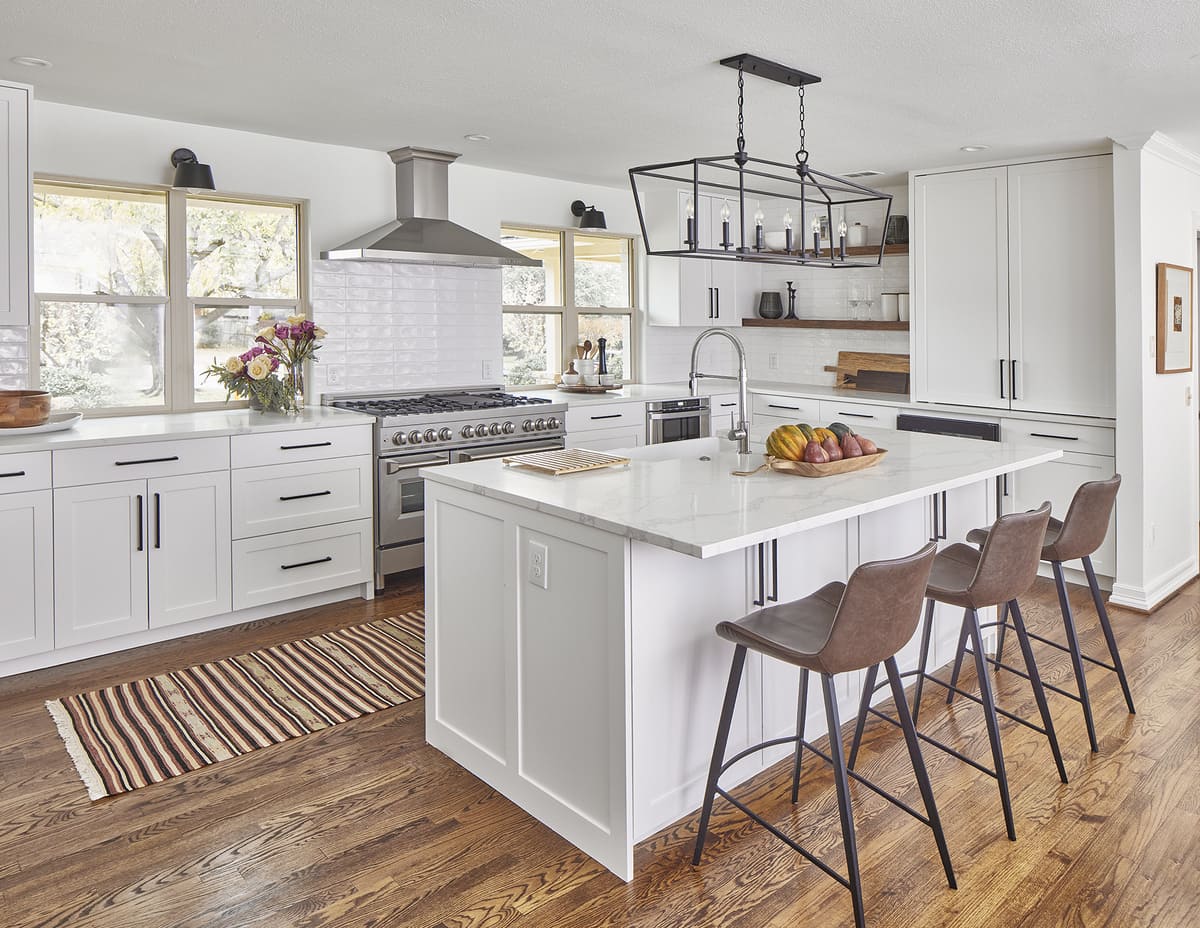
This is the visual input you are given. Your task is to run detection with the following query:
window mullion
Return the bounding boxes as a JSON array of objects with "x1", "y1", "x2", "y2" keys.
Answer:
[
  {"x1": 167, "y1": 188, "x2": 190, "y2": 410},
  {"x1": 561, "y1": 231, "x2": 579, "y2": 361}
]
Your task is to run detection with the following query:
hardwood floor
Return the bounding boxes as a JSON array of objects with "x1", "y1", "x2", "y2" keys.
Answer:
[{"x1": 1, "y1": 571, "x2": 1197, "y2": 927}]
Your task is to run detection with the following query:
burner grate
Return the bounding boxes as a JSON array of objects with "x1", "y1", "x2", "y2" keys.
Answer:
[{"x1": 332, "y1": 392, "x2": 553, "y2": 418}]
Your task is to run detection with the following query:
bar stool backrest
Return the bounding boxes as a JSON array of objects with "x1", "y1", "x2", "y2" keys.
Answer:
[
  {"x1": 819, "y1": 541, "x2": 938, "y2": 675},
  {"x1": 969, "y1": 502, "x2": 1053, "y2": 607},
  {"x1": 1049, "y1": 474, "x2": 1122, "y2": 562}
]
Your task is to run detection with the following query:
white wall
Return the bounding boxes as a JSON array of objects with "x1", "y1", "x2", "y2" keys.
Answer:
[{"x1": 1110, "y1": 133, "x2": 1200, "y2": 610}]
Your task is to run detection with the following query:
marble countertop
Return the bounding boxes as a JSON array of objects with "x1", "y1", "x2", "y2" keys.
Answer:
[
  {"x1": 0, "y1": 406, "x2": 374, "y2": 453},
  {"x1": 422, "y1": 431, "x2": 1062, "y2": 559},
  {"x1": 519, "y1": 381, "x2": 739, "y2": 408}
]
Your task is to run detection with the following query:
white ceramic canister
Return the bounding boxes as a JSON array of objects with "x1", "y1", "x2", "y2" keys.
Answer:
[
  {"x1": 880, "y1": 293, "x2": 900, "y2": 321},
  {"x1": 897, "y1": 293, "x2": 910, "y2": 322}
]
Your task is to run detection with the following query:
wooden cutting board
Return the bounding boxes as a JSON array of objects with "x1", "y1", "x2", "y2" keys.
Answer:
[{"x1": 823, "y1": 352, "x2": 910, "y2": 393}]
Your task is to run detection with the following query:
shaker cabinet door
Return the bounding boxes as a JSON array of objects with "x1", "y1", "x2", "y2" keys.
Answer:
[
  {"x1": 0, "y1": 489, "x2": 53, "y2": 659},
  {"x1": 148, "y1": 471, "x2": 232, "y2": 628}
]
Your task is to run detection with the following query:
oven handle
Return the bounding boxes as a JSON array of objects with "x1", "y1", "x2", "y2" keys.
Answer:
[
  {"x1": 456, "y1": 441, "x2": 564, "y2": 463},
  {"x1": 647, "y1": 409, "x2": 710, "y2": 422},
  {"x1": 384, "y1": 454, "x2": 451, "y2": 475}
]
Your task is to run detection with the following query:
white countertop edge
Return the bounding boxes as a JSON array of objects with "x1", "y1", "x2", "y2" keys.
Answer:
[{"x1": 423, "y1": 445, "x2": 1063, "y2": 559}]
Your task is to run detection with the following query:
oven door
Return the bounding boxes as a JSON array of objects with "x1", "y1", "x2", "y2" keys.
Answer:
[
  {"x1": 646, "y1": 408, "x2": 711, "y2": 444},
  {"x1": 451, "y1": 438, "x2": 565, "y2": 463},
  {"x1": 377, "y1": 451, "x2": 450, "y2": 549}
]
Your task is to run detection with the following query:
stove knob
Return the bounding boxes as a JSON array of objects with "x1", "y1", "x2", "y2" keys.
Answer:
[
  {"x1": 391, "y1": 431, "x2": 407, "y2": 446},
  {"x1": 546, "y1": 416, "x2": 560, "y2": 430},
  {"x1": 488, "y1": 422, "x2": 502, "y2": 436},
  {"x1": 439, "y1": 428, "x2": 453, "y2": 441},
  {"x1": 534, "y1": 418, "x2": 547, "y2": 431},
  {"x1": 408, "y1": 429, "x2": 423, "y2": 445},
  {"x1": 476, "y1": 423, "x2": 489, "y2": 437},
  {"x1": 461, "y1": 425, "x2": 474, "y2": 438},
  {"x1": 502, "y1": 421, "x2": 516, "y2": 435},
  {"x1": 522, "y1": 419, "x2": 534, "y2": 432},
  {"x1": 423, "y1": 429, "x2": 438, "y2": 443}
]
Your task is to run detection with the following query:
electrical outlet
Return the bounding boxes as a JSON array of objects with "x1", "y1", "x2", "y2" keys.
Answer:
[
  {"x1": 482, "y1": 359, "x2": 495, "y2": 381},
  {"x1": 326, "y1": 365, "x2": 342, "y2": 386},
  {"x1": 528, "y1": 540, "x2": 549, "y2": 589},
  {"x1": 768, "y1": 353, "x2": 779, "y2": 371}
]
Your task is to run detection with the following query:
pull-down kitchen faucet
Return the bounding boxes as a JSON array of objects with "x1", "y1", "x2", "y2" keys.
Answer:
[{"x1": 689, "y1": 328, "x2": 751, "y2": 455}]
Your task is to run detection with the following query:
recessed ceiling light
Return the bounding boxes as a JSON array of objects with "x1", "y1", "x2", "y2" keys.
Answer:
[
  {"x1": 463, "y1": 133, "x2": 490, "y2": 142},
  {"x1": 960, "y1": 144, "x2": 989, "y2": 152},
  {"x1": 11, "y1": 56, "x2": 52, "y2": 68}
]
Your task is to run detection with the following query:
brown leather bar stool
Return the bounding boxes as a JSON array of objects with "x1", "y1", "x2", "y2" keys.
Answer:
[
  {"x1": 693, "y1": 542, "x2": 954, "y2": 928},
  {"x1": 847, "y1": 502, "x2": 1067, "y2": 843},
  {"x1": 951, "y1": 475, "x2": 1132, "y2": 754}
]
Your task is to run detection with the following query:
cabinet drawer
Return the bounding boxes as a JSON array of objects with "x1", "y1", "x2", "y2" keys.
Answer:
[
  {"x1": 53, "y1": 438, "x2": 230, "y2": 487},
  {"x1": 231, "y1": 456, "x2": 372, "y2": 539},
  {"x1": 565, "y1": 403, "x2": 643, "y2": 433},
  {"x1": 231, "y1": 424, "x2": 372, "y2": 469},
  {"x1": 751, "y1": 394, "x2": 821, "y2": 423},
  {"x1": 565, "y1": 426, "x2": 643, "y2": 452},
  {"x1": 817, "y1": 400, "x2": 899, "y2": 430},
  {"x1": 232, "y1": 519, "x2": 372, "y2": 610},
  {"x1": 0, "y1": 451, "x2": 50, "y2": 493},
  {"x1": 1002, "y1": 418, "x2": 1114, "y2": 456}
]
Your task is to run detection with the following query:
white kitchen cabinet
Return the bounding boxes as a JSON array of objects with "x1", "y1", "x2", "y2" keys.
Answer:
[
  {"x1": 0, "y1": 489, "x2": 53, "y2": 659},
  {"x1": 567, "y1": 425, "x2": 644, "y2": 452},
  {"x1": 816, "y1": 399, "x2": 899, "y2": 431},
  {"x1": 53, "y1": 480, "x2": 150, "y2": 647},
  {"x1": 0, "y1": 81, "x2": 30, "y2": 327},
  {"x1": 913, "y1": 167, "x2": 1009, "y2": 409},
  {"x1": 708, "y1": 392, "x2": 741, "y2": 437},
  {"x1": 913, "y1": 155, "x2": 1115, "y2": 417},
  {"x1": 1007, "y1": 157, "x2": 1115, "y2": 418},
  {"x1": 148, "y1": 471, "x2": 232, "y2": 628}
]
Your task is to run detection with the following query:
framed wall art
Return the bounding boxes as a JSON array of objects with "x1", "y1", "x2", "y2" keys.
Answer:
[{"x1": 1156, "y1": 262, "x2": 1193, "y2": 374}]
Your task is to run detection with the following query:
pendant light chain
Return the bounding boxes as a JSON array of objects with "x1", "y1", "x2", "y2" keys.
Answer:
[
  {"x1": 796, "y1": 83, "x2": 809, "y2": 170},
  {"x1": 736, "y1": 63, "x2": 746, "y2": 157}
]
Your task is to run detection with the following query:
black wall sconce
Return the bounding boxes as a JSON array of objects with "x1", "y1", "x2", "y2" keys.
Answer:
[
  {"x1": 570, "y1": 199, "x2": 606, "y2": 230},
  {"x1": 170, "y1": 148, "x2": 216, "y2": 191}
]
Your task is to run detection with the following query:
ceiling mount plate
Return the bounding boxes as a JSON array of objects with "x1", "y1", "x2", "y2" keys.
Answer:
[{"x1": 719, "y1": 54, "x2": 822, "y2": 88}]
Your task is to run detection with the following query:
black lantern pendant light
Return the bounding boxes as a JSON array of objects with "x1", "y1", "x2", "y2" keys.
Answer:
[
  {"x1": 570, "y1": 199, "x2": 607, "y2": 229},
  {"x1": 170, "y1": 148, "x2": 216, "y2": 191},
  {"x1": 629, "y1": 54, "x2": 892, "y2": 268}
]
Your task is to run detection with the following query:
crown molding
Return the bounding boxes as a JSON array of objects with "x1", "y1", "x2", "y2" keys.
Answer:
[{"x1": 1111, "y1": 131, "x2": 1200, "y2": 176}]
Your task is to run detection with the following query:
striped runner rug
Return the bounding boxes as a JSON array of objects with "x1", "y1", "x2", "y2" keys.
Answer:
[{"x1": 46, "y1": 611, "x2": 425, "y2": 800}]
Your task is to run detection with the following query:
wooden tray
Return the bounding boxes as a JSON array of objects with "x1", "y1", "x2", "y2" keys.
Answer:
[
  {"x1": 503, "y1": 448, "x2": 631, "y2": 475},
  {"x1": 769, "y1": 449, "x2": 887, "y2": 477},
  {"x1": 556, "y1": 383, "x2": 623, "y2": 394}
]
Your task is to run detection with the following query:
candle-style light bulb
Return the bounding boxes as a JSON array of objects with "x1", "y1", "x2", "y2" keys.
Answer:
[
  {"x1": 783, "y1": 209, "x2": 793, "y2": 229},
  {"x1": 811, "y1": 216, "x2": 821, "y2": 258},
  {"x1": 753, "y1": 208, "x2": 765, "y2": 251},
  {"x1": 783, "y1": 209, "x2": 793, "y2": 253},
  {"x1": 720, "y1": 199, "x2": 732, "y2": 250},
  {"x1": 684, "y1": 197, "x2": 696, "y2": 248},
  {"x1": 754, "y1": 208, "x2": 764, "y2": 226},
  {"x1": 811, "y1": 217, "x2": 821, "y2": 234},
  {"x1": 686, "y1": 198, "x2": 695, "y2": 219},
  {"x1": 720, "y1": 200, "x2": 731, "y2": 222},
  {"x1": 838, "y1": 219, "x2": 848, "y2": 261},
  {"x1": 838, "y1": 220, "x2": 848, "y2": 237}
]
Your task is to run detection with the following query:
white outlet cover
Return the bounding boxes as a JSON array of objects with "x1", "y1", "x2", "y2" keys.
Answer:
[{"x1": 528, "y1": 539, "x2": 549, "y2": 589}]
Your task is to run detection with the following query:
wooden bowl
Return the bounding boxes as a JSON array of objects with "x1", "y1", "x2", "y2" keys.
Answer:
[
  {"x1": 0, "y1": 390, "x2": 51, "y2": 428},
  {"x1": 767, "y1": 449, "x2": 888, "y2": 478}
]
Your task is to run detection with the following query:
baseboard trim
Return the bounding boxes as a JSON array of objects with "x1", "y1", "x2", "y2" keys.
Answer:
[{"x1": 1109, "y1": 559, "x2": 1199, "y2": 613}]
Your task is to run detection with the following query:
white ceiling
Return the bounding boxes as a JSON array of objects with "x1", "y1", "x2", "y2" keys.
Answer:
[{"x1": 3, "y1": 0, "x2": 1199, "y2": 188}]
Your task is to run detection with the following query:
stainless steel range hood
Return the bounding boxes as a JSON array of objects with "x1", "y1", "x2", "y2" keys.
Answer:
[{"x1": 321, "y1": 146, "x2": 539, "y2": 267}]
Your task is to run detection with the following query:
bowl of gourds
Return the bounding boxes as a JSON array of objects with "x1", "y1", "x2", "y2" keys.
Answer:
[{"x1": 764, "y1": 422, "x2": 886, "y2": 477}]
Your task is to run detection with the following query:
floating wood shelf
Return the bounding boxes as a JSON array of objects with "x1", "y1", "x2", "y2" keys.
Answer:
[{"x1": 742, "y1": 318, "x2": 910, "y2": 331}]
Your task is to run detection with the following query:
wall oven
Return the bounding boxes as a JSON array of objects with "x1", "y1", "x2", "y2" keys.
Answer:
[{"x1": 646, "y1": 397, "x2": 711, "y2": 444}]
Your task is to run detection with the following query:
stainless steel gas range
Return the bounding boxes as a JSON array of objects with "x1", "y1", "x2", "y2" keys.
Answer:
[{"x1": 323, "y1": 386, "x2": 567, "y2": 588}]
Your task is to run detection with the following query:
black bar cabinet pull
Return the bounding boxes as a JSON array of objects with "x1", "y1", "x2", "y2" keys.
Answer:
[
  {"x1": 939, "y1": 491, "x2": 948, "y2": 540},
  {"x1": 0, "y1": 470, "x2": 25, "y2": 479},
  {"x1": 1029, "y1": 432, "x2": 1079, "y2": 441},
  {"x1": 837, "y1": 412, "x2": 875, "y2": 419},
  {"x1": 1010, "y1": 359, "x2": 1018, "y2": 400},
  {"x1": 768, "y1": 539, "x2": 779, "y2": 603},
  {"x1": 135, "y1": 494, "x2": 144, "y2": 552},
  {"x1": 931, "y1": 494, "x2": 939, "y2": 542},
  {"x1": 714, "y1": 288, "x2": 720, "y2": 319},
  {"x1": 590, "y1": 413, "x2": 622, "y2": 421},
  {"x1": 999, "y1": 359, "x2": 1006, "y2": 399},
  {"x1": 767, "y1": 404, "x2": 800, "y2": 412},
  {"x1": 116, "y1": 455, "x2": 180, "y2": 467},
  {"x1": 280, "y1": 441, "x2": 332, "y2": 451},
  {"x1": 753, "y1": 543, "x2": 766, "y2": 607},
  {"x1": 153, "y1": 493, "x2": 161, "y2": 549},
  {"x1": 281, "y1": 556, "x2": 332, "y2": 571},
  {"x1": 279, "y1": 489, "x2": 333, "y2": 502}
]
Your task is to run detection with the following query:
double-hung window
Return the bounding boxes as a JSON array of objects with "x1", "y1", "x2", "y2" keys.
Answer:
[
  {"x1": 33, "y1": 179, "x2": 304, "y2": 414},
  {"x1": 500, "y1": 226, "x2": 636, "y2": 387}
]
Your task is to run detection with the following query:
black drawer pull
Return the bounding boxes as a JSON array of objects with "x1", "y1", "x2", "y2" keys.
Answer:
[
  {"x1": 279, "y1": 489, "x2": 333, "y2": 502},
  {"x1": 767, "y1": 404, "x2": 800, "y2": 411},
  {"x1": 280, "y1": 441, "x2": 332, "y2": 450},
  {"x1": 281, "y1": 556, "x2": 333, "y2": 570},
  {"x1": 0, "y1": 470, "x2": 26, "y2": 478},
  {"x1": 1029, "y1": 432, "x2": 1079, "y2": 441},
  {"x1": 837, "y1": 412, "x2": 875, "y2": 419},
  {"x1": 115, "y1": 455, "x2": 180, "y2": 466},
  {"x1": 590, "y1": 414, "x2": 622, "y2": 420},
  {"x1": 719, "y1": 402, "x2": 737, "y2": 407}
]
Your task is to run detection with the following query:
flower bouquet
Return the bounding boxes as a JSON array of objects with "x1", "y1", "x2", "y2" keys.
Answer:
[
  {"x1": 202, "y1": 315, "x2": 326, "y2": 414},
  {"x1": 252, "y1": 315, "x2": 326, "y2": 409}
]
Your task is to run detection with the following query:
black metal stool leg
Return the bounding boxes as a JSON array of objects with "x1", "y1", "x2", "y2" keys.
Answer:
[
  {"x1": 883, "y1": 656, "x2": 957, "y2": 890},
  {"x1": 1051, "y1": 562, "x2": 1099, "y2": 753},
  {"x1": 945, "y1": 608, "x2": 972, "y2": 706},
  {"x1": 847, "y1": 663, "x2": 878, "y2": 771},
  {"x1": 1009, "y1": 600, "x2": 1069, "y2": 783},
  {"x1": 693, "y1": 645, "x2": 747, "y2": 865},
  {"x1": 791, "y1": 668, "x2": 811, "y2": 802},
  {"x1": 966, "y1": 607, "x2": 1017, "y2": 841},
  {"x1": 821, "y1": 673, "x2": 866, "y2": 928},
  {"x1": 911, "y1": 599, "x2": 935, "y2": 724},
  {"x1": 1083, "y1": 555, "x2": 1136, "y2": 714}
]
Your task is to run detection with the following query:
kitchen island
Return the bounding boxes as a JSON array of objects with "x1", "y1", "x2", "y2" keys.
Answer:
[{"x1": 421, "y1": 431, "x2": 1062, "y2": 879}]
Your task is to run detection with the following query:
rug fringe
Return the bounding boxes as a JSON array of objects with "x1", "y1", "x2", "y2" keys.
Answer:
[{"x1": 45, "y1": 700, "x2": 108, "y2": 801}]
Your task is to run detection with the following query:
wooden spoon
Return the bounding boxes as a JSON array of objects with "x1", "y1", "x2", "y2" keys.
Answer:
[{"x1": 582, "y1": 339, "x2": 592, "y2": 358}]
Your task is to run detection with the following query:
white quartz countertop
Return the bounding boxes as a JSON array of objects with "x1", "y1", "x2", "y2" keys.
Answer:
[
  {"x1": 0, "y1": 406, "x2": 374, "y2": 453},
  {"x1": 422, "y1": 430, "x2": 1062, "y2": 559},
  {"x1": 519, "y1": 382, "x2": 739, "y2": 408}
]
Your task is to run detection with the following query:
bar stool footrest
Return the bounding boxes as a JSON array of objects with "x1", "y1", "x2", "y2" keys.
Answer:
[
  {"x1": 1021, "y1": 627, "x2": 1119, "y2": 673},
  {"x1": 866, "y1": 706, "x2": 998, "y2": 779},
  {"x1": 962, "y1": 647, "x2": 1084, "y2": 704},
  {"x1": 919, "y1": 672, "x2": 1053, "y2": 738}
]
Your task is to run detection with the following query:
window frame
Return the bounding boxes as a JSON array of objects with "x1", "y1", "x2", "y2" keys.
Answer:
[
  {"x1": 501, "y1": 224, "x2": 638, "y2": 388},
  {"x1": 32, "y1": 175, "x2": 310, "y2": 417}
]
